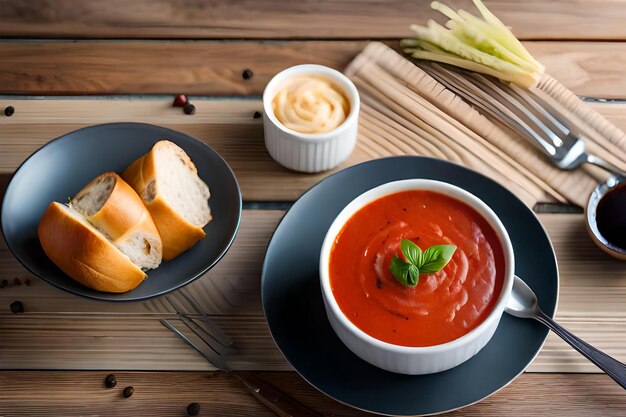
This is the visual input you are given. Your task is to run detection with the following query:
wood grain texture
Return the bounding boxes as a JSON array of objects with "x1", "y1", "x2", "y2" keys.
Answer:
[
  {"x1": 0, "y1": 99, "x2": 371, "y2": 201},
  {"x1": 0, "y1": 40, "x2": 367, "y2": 95},
  {"x1": 1, "y1": 98, "x2": 624, "y2": 203},
  {"x1": 525, "y1": 42, "x2": 626, "y2": 99},
  {"x1": 0, "y1": 372, "x2": 624, "y2": 417},
  {"x1": 2, "y1": 0, "x2": 626, "y2": 40},
  {"x1": 1, "y1": 212, "x2": 625, "y2": 372},
  {"x1": 3, "y1": 41, "x2": 626, "y2": 98},
  {"x1": 0, "y1": 315, "x2": 287, "y2": 371},
  {"x1": 1, "y1": 0, "x2": 625, "y2": 412}
]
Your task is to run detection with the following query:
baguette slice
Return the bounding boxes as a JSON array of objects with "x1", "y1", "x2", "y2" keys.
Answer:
[
  {"x1": 72, "y1": 172, "x2": 162, "y2": 269},
  {"x1": 123, "y1": 140, "x2": 211, "y2": 260},
  {"x1": 38, "y1": 202, "x2": 146, "y2": 293}
]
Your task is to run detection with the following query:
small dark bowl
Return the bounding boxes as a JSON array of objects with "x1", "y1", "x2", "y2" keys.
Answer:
[
  {"x1": 1, "y1": 123, "x2": 242, "y2": 301},
  {"x1": 586, "y1": 175, "x2": 626, "y2": 260}
]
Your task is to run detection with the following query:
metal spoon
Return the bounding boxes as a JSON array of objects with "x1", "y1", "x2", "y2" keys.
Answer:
[{"x1": 506, "y1": 275, "x2": 626, "y2": 389}]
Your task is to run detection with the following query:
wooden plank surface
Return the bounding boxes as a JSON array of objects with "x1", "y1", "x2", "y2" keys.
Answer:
[
  {"x1": 0, "y1": 372, "x2": 626, "y2": 417},
  {"x1": 3, "y1": 41, "x2": 626, "y2": 98},
  {"x1": 2, "y1": 0, "x2": 626, "y2": 40},
  {"x1": 0, "y1": 315, "x2": 286, "y2": 371},
  {"x1": 1, "y1": 211, "x2": 625, "y2": 372},
  {"x1": 2, "y1": 0, "x2": 625, "y2": 414},
  {"x1": 2, "y1": 98, "x2": 626, "y2": 202},
  {"x1": 0, "y1": 41, "x2": 367, "y2": 96},
  {"x1": 0, "y1": 372, "x2": 625, "y2": 417},
  {"x1": 0, "y1": 99, "x2": 370, "y2": 201}
]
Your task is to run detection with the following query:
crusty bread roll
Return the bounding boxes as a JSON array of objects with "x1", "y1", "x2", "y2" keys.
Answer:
[
  {"x1": 72, "y1": 172, "x2": 162, "y2": 269},
  {"x1": 123, "y1": 140, "x2": 212, "y2": 260},
  {"x1": 38, "y1": 202, "x2": 146, "y2": 293}
]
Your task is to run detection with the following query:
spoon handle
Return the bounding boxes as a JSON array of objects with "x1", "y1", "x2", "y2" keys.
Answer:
[
  {"x1": 535, "y1": 309, "x2": 626, "y2": 390},
  {"x1": 585, "y1": 153, "x2": 623, "y2": 177}
]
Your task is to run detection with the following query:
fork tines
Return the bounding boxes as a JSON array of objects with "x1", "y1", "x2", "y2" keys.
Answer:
[
  {"x1": 160, "y1": 318, "x2": 229, "y2": 371},
  {"x1": 418, "y1": 62, "x2": 584, "y2": 162},
  {"x1": 165, "y1": 293, "x2": 234, "y2": 355}
]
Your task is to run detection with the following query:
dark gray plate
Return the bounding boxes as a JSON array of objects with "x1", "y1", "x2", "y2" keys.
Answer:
[
  {"x1": 1, "y1": 123, "x2": 242, "y2": 302},
  {"x1": 262, "y1": 156, "x2": 558, "y2": 416}
]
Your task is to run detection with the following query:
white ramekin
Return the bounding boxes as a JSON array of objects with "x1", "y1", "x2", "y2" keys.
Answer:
[
  {"x1": 262, "y1": 64, "x2": 360, "y2": 173},
  {"x1": 319, "y1": 179, "x2": 515, "y2": 375}
]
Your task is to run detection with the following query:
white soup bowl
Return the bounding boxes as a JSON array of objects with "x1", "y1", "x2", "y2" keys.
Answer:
[{"x1": 319, "y1": 179, "x2": 515, "y2": 375}]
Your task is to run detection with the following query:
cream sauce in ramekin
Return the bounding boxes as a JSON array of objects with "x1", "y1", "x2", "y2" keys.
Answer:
[{"x1": 272, "y1": 75, "x2": 349, "y2": 134}]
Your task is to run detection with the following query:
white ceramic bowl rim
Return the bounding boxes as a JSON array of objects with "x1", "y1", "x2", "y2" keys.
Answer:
[
  {"x1": 262, "y1": 64, "x2": 360, "y2": 142},
  {"x1": 319, "y1": 179, "x2": 515, "y2": 354},
  {"x1": 585, "y1": 176, "x2": 626, "y2": 256}
]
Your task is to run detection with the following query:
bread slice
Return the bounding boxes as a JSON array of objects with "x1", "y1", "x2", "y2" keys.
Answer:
[
  {"x1": 123, "y1": 140, "x2": 212, "y2": 260},
  {"x1": 72, "y1": 172, "x2": 162, "y2": 269},
  {"x1": 38, "y1": 202, "x2": 146, "y2": 293}
]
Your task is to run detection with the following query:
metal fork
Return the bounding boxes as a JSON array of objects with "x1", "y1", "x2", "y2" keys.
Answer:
[
  {"x1": 419, "y1": 62, "x2": 623, "y2": 176},
  {"x1": 161, "y1": 294, "x2": 322, "y2": 417}
]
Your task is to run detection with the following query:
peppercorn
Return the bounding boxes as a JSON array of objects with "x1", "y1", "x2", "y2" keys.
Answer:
[
  {"x1": 10, "y1": 301, "x2": 24, "y2": 314},
  {"x1": 253, "y1": 111, "x2": 262, "y2": 119},
  {"x1": 242, "y1": 69, "x2": 253, "y2": 80},
  {"x1": 104, "y1": 374, "x2": 117, "y2": 388},
  {"x1": 123, "y1": 386, "x2": 134, "y2": 398},
  {"x1": 0, "y1": 280, "x2": 7, "y2": 288},
  {"x1": 13, "y1": 278, "x2": 21, "y2": 286},
  {"x1": 187, "y1": 402, "x2": 201, "y2": 416},
  {"x1": 4, "y1": 106, "x2": 14, "y2": 117},
  {"x1": 173, "y1": 94, "x2": 188, "y2": 107},
  {"x1": 183, "y1": 104, "x2": 196, "y2": 115},
  {"x1": 25, "y1": 279, "x2": 32, "y2": 287}
]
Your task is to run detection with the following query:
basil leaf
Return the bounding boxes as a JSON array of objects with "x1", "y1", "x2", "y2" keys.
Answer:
[
  {"x1": 389, "y1": 254, "x2": 411, "y2": 286},
  {"x1": 389, "y1": 240, "x2": 456, "y2": 287},
  {"x1": 420, "y1": 245, "x2": 442, "y2": 266},
  {"x1": 407, "y1": 264, "x2": 420, "y2": 286},
  {"x1": 401, "y1": 239, "x2": 422, "y2": 266},
  {"x1": 420, "y1": 245, "x2": 457, "y2": 274}
]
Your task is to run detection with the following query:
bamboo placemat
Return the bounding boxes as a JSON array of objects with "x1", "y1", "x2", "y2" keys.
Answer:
[{"x1": 345, "y1": 42, "x2": 626, "y2": 208}]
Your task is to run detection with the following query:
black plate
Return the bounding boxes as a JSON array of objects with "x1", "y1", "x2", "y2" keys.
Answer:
[
  {"x1": 1, "y1": 123, "x2": 242, "y2": 302},
  {"x1": 262, "y1": 156, "x2": 558, "y2": 416}
]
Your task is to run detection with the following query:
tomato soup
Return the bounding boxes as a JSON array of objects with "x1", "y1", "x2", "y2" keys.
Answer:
[{"x1": 329, "y1": 190, "x2": 505, "y2": 347}]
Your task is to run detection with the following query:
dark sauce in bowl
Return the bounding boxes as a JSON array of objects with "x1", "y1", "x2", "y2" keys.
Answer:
[{"x1": 596, "y1": 183, "x2": 626, "y2": 250}]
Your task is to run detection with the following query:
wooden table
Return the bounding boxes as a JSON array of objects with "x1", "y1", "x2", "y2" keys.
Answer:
[{"x1": 1, "y1": 1, "x2": 626, "y2": 415}]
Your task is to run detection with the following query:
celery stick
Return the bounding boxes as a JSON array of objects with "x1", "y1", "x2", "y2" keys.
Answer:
[
  {"x1": 430, "y1": 1, "x2": 539, "y2": 71},
  {"x1": 402, "y1": 0, "x2": 545, "y2": 87},
  {"x1": 457, "y1": 11, "x2": 542, "y2": 71},
  {"x1": 448, "y1": 21, "x2": 538, "y2": 73},
  {"x1": 468, "y1": 1, "x2": 544, "y2": 71},
  {"x1": 424, "y1": 20, "x2": 529, "y2": 75},
  {"x1": 409, "y1": 50, "x2": 538, "y2": 88}
]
